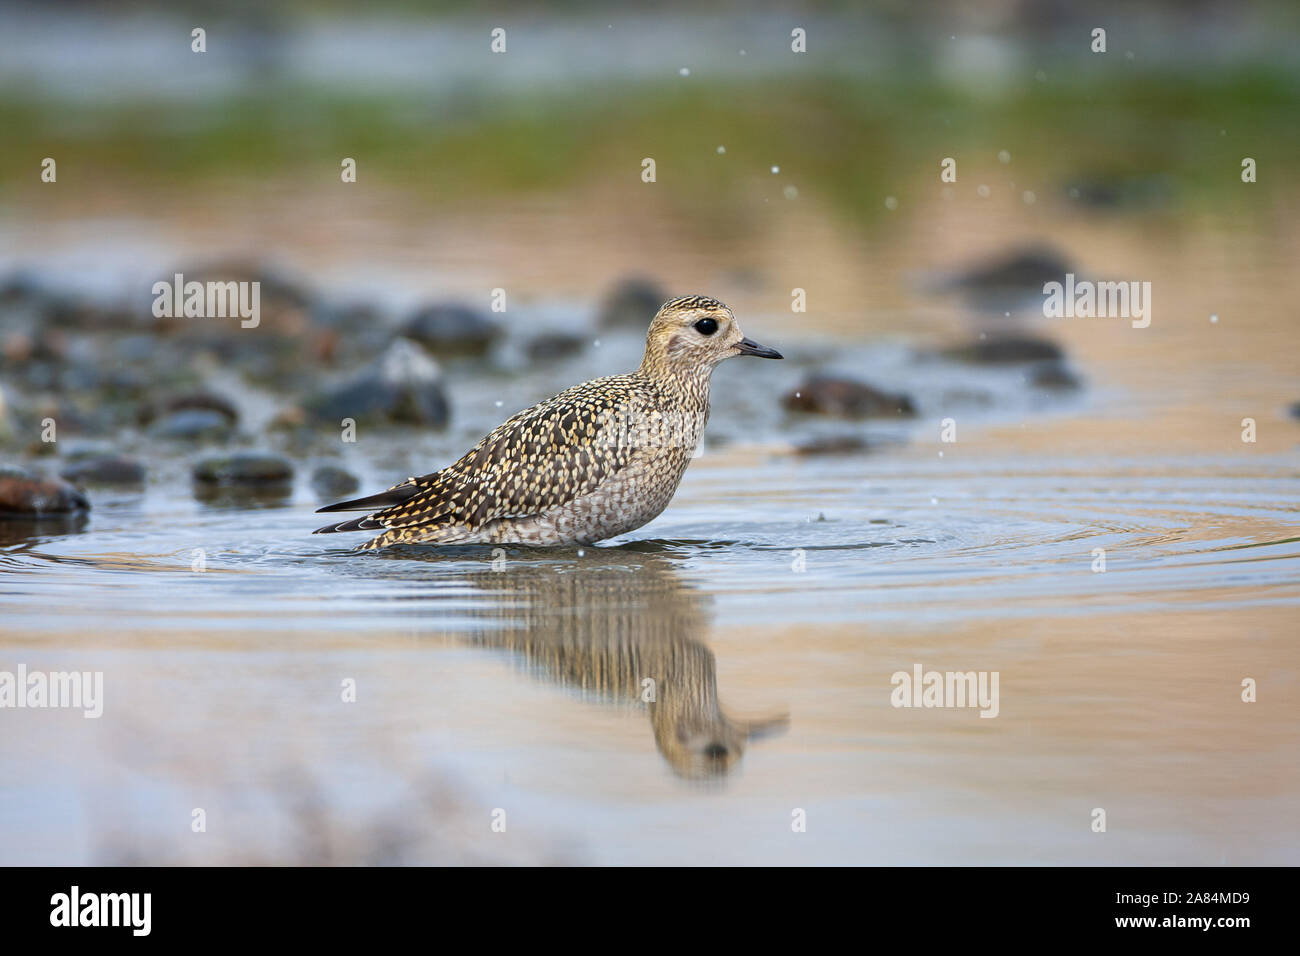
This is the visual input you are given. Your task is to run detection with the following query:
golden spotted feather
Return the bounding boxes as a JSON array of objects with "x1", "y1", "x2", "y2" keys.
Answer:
[{"x1": 316, "y1": 375, "x2": 665, "y2": 547}]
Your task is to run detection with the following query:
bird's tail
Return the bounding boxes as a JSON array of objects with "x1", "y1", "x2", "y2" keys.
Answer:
[
  {"x1": 313, "y1": 473, "x2": 471, "y2": 545},
  {"x1": 313, "y1": 482, "x2": 421, "y2": 535}
]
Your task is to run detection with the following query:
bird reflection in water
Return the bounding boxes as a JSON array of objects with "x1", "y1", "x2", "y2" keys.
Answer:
[{"x1": 381, "y1": 543, "x2": 788, "y2": 779}]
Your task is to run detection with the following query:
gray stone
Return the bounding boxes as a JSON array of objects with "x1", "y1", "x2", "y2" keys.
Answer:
[
  {"x1": 597, "y1": 278, "x2": 666, "y2": 328},
  {"x1": 784, "y1": 376, "x2": 915, "y2": 419},
  {"x1": 402, "y1": 303, "x2": 500, "y2": 357},
  {"x1": 193, "y1": 453, "x2": 294, "y2": 485}
]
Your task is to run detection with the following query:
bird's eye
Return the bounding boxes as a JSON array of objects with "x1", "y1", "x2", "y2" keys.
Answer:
[{"x1": 694, "y1": 317, "x2": 718, "y2": 336}]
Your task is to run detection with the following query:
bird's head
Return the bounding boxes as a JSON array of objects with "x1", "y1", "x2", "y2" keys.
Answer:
[
  {"x1": 640, "y1": 295, "x2": 782, "y2": 377},
  {"x1": 653, "y1": 710, "x2": 791, "y2": 781}
]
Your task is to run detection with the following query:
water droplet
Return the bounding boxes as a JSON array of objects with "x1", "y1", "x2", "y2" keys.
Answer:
[
  {"x1": 884, "y1": 196, "x2": 898, "y2": 210},
  {"x1": 783, "y1": 185, "x2": 799, "y2": 200},
  {"x1": 1210, "y1": 313, "x2": 1219, "y2": 324},
  {"x1": 716, "y1": 145, "x2": 726, "y2": 154},
  {"x1": 998, "y1": 150, "x2": 1011, "y2": 163},
  {"x1": 679, "y1": 67, "x2": 691, "y2": 77},
  {"x1": 770, "y1": 165, "x2": 780, "y2": 174}
]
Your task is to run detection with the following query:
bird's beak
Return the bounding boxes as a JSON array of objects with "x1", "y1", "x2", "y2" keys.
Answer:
[{"x1": 735, "y1": 337, "x2": 783, "y2": 359}]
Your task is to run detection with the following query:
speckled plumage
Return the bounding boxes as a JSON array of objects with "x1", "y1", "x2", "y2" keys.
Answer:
[{"x1": 314, "y1": 295, "x2": 781, "y2": 548}]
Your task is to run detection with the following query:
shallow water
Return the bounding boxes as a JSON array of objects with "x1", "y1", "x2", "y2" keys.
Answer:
[{"x1": 3, "y1": 415, "x2": 1297, "y2": 863}]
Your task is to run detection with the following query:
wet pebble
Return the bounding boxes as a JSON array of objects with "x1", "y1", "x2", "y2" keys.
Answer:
[
  {"x1": 935, "y1": 247, "x2": 1071, "y2": 314},
  {"x1": 193, "y1": 453, "x2": 294, "y2": 485},
  {"x1": 150, "y1": 408, "x2": 234, "y2": 441},
  {"x1": 784, "y1": 376, "x2": 915, "y2": 418},
  {"x1": 0, "y1": 472, "x2": 90, "y2": 518},
  {"x1": 59, "y1": 456, "x2": 146, "y2": 485},
  {"x1": 941, "y1": 247, "x2": 1070, "y2": 294},
  {"x1": 1027, "y1": 362, "x2": 1083, "y2": 391},
  {"x1": 142, "y1": 392, "x2": 239, "y2": 441},
  {"x1": 401, "y1": 303, "x2": 500, "y2": 358},
  {"x1": 140, "y1": 392, "x2": 239, "y2": 427},
  {"x1": 597, "y1": 277, "x2": 666, "y2": 328},
  {"x1": 311, "y1": 464, "x2": 360, "y2": 499},
  {"x1": 943, "y1": 336, "x2": 1064, "y2": 365},
  {"x1": 301, "y1": 338, "x2": 449, "y2": 427},
  {"x1": 525, "y1": 332, "x2": 587, "y2": 362}
]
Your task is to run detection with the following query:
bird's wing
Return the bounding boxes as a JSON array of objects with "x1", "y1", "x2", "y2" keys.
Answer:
[{"x1": 366, "y1": 377, "x2": 654, "y2": 533}]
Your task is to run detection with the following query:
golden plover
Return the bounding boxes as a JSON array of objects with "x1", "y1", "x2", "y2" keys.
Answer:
[{"x1": 314, "y1": 295, "x2": 782, "y2": 548}]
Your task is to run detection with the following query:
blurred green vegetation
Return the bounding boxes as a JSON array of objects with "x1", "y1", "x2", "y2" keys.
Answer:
[{"x1": 3, "y1": 66, "x2": 1296, "y2": 232}]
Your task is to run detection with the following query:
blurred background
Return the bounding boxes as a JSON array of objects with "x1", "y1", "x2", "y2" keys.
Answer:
[{"x1": 1, "y1": 0, "x2": 1297, "y2": 866}]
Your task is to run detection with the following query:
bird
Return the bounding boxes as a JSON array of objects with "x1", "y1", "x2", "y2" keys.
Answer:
[{"x1": 314, "y1": 294, "x2": 782, "y2": 548}]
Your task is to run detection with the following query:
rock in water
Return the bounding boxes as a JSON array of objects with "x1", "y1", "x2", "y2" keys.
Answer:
[
  {"x1": 0, "y1": 473, "x2": 90, "y2": 517},
  {"x1": 311, "y1": 465, "x2": 360, "y2": 499},
  {"x1": 597, "y1": 277, "x2": 666, "y2": 328},
  {"x1": 935, "y1": 246, "x2": 1071, "y2": 314},
  {"x1": 60, "y1": 456, "x2": 146, "y2": 485},
  {"x1": 1028, "y1": 362, "x2": 1083, "y2": 391},
  {"x1": 943, "y1": 336, "x2": 1065, "y2": 365},
  {"x1": 783, "y1": 376, "x2": 915, "y2": 418},
  {"x1": 303, "y1": 338, "x2": 449, "y2": 427},
  {"x1": 141, "y1": 392, "x2": 239, "y2": 440},
  {"x1": 401, "y1": 303, "x2": 500, "y2": 357},
  {"x1": 150, "y1": 408, "x2": 235, "y2": 441},
  {"x1": 525, "y1": 332, "x2": 587, "y2": 362},
  {"x1": 193, "y1": 453, "x2": 294, "y2": 485},
  {"x1": 139, "y1": 392, "x2": 239, "y2": 427},
  {"x1": 943, "y1": 247, "x2": 1070, "y2": 294}
]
